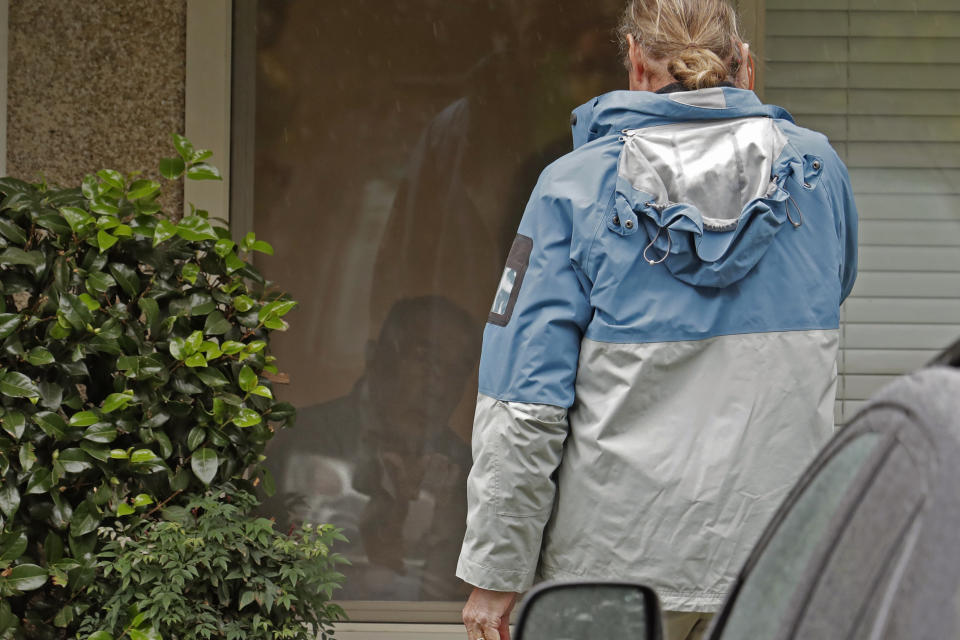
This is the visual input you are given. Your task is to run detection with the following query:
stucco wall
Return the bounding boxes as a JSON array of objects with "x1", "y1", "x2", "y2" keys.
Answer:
[{"x1": 7, "y1": 0, "x2": 186, "y2": 214}]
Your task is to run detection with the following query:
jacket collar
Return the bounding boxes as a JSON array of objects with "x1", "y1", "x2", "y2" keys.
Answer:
[{"x1": 570, "y1": 88, "x2": 794, "y2": 150}]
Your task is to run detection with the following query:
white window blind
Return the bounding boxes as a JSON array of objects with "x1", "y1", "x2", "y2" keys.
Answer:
[{"x1": 765, "y1": 0, "x2": 960, "y2": 426}]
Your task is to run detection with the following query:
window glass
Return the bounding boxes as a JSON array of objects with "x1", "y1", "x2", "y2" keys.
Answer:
[
  {"x1": 249, "y1": 0, "x2": 625, "y2": 610},
  {"x1": 715, "y1": 433, "x2": 884, "y2": 640}
]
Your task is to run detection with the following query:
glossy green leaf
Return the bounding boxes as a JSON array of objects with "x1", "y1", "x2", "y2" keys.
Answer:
[
  {"x1": 152, "y1": 218, "x2": 177, "y2": 246},
  {"x1": 250, "y1": 385, "x2": 273, "y2": 399},
  {"x1": 60, "y1": 206, "x2": 93, "y2": 234},
  {"x1": 78, "y1": 293, "x2": 100, "y2": 311},
  {"x1": 137, "y1": 297, "x2": 159, "y2": 326},
  {"x1": 58, "y1": 448, "x2": 93, "y2": 473},
  {"x1": 130, "y1": 449, "x2": 158, "y2": 464},
  {"x1": 88, "y1": 197, "x2": 119, "y2": 216},
  {"x1": 59, "y1": 293, "x2": 93, "y2": 330},
  {"x1": 0, "y1": 218, "x2": 27, "y2": 245},
  {"x1": 86, "y1": 271, "x2": 116, "y2": 294},
  {"x1": 238, "y1": 365, "x2": 257, "y2": 392},
  {"x1": 69, "y1": 411, "x2": 99, "y2": 427},
  {"x1": 2, "y1": 411, "x2": 25, "y2": 440},
  {"x1": 187, "y1": 427, "x2": 206, "y2": 451},
  {"x1": 126, "y1": 179, "x2": 160, "y2": 200},
  {"x1": 186, "y1": 162, "x2": 222, "y2": 181},
  {"x1": 195, "y1": 367, "x2": 228, "y2": 389},
  {"x1": 33, "y1": 411, "x2": 67, "y2": 438},
  {"x1": 184, "y1": 353, "x2": 206, "y2": 368},
  {"x1": 169, "y1": 337, "x2": 186, "y2": 360},
  {"x1": 159, "y1": 156, "x2": 185, "y2": 179},
  {"x1": 232, "y1": 408, "x2": 261, "y2": 428},
  {"x1": 3, "y1": 563, "x2": 47, "y2": 592},
  {"x1": 116, "y1": 502, "x2": 135, "y2": 517},
  {"x1": 25, "y1": 468, "x2": 52, "y2": 494},
  {"x1": 96, "y1": 230, "x2": 118, "y2": 252},
  {"x1": 213, "y1": 238, "x2": 235, "y2": 257},
  {"x1": 70, "y1": 500, "x2": 100, "y2": 537},
  {"x1": 171, "y1": 133, "x2": 196, "y2": 161},
  {"x1": 52, "y1": 603, "x2": 74, "y2": 627},
  {"x1": 251, "y1": 239, "x2": 274, "y2": 255},
  {"x1": 0, "y1": 372, "x2": 39, "y2": 399},
  {"x1": 0, "y1": 483, "x2": 20, "y2": 518},
  {"x1": 0, "y1": 531, "x2": 27, "y2": 568},
  {"x1": 221, "y1": 340, "x2": 245, "y2": 355},
  {"x1": 79, "y1": 442, "x2": 109, "y2": 461},
  {"x1": 176, "y1": 216, "x2": 218, "y2": 242},
  {"x1": 108, "y1": 263, "x2": 140, "y2": 296},
  {"x1": 96, "y1": 169, "x2": 123, "y2": 191},
  {"x1": 0, "y1": 313, "x2": 21, "y2": 339},
  {"x1": 203, "y1": 310, "x2": 231, "y2": 335},
  {"x1": 83, "y1": 422, "x2": 118, "y2": 444},
  {"x1": 26, "y1": 346, "x2": 54, "y2": 366},
  {"x1": 0, "y1": 248, "x2": 43, "y2": 268},
  {"x1": 132, "y1": 493, "x2": 153, "y2": 508},
  {"x1": 191, "y1": 447, "x2": 218, "y2": 485},
  {"x1": 232, "y1": 295, "x2": 255, "y2": 312},
  {"x1": 109, "y1": 449, "x2": 129, "y2": 459},
  {"x1": 185, "y1": 330, "x2": 203, "y2": 353},
  {"x1": 19, "y1": 442, "x2": 36, "y2": 471},
  {"x1": 44, "y1": 531, "x2": 63, "y2": 564},
  {"x1": 101, "y1": 392, "x2": 132, "y2": 414},
  {"x1": 180, "y1": 263, "x2": 200, "y2": 286},
  {"x1": 86, "y1": 631, "x2": 114, "y2": 640}
]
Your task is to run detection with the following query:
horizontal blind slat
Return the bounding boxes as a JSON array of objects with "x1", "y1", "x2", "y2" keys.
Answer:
[
  {"x1": 858, "y1": 246, "x2": 960, "y2": 272},
  {"x1": 843, "y1": 349, "x2": 938, "y2": 374},
  {"x1": 844, "y1": 297, "x2": 960, "y2": 323},
  {"x1": 842, "y1": 323, "x2": 960, "y2": 349},
  {"x1": 850, "y1": 272, "x2": 960, "y2": 298},
  {"x1": 854, "y1": 195, "x2": 960, "y2": 220}
]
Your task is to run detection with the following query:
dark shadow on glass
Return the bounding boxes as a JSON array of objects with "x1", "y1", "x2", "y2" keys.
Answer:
[{"x1": 260, "y1": 296, "x2": 479, "y2": 601}]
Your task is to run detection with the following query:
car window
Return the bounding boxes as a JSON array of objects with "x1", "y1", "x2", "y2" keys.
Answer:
[{"x1": 714, "y1": 432, "x2": 885, "y2": 640}]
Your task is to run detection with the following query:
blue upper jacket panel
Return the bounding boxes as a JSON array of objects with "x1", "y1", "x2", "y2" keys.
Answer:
[{"x1": 478, "y1": 88, "x2": 858, "y2": 407}]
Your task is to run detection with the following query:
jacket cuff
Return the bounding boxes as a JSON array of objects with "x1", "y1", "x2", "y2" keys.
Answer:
[{"x1": 456, "y1": 553, "x2": 535, "y2": 593}]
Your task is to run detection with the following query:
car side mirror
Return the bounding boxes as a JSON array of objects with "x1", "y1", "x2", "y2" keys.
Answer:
[{"x1": 513, "y1": 581, "x2": 663, "y2": 640}]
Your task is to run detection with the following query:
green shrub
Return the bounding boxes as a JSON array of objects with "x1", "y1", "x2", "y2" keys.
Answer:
[
  {"x1": 79, "y1": 486, "x2": 346, "y2": 640},
  {"x1": 0, "y1": 136, "x2": 341, "y2": 638}
]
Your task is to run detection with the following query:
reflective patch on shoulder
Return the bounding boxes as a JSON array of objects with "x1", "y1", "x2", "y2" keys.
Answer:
[
  {"x1": 488, "y1": 234, "x2": 533, "y2": 327},
  {"x1": 669, "y1": 87, "x2": 727, "y2": 109}
]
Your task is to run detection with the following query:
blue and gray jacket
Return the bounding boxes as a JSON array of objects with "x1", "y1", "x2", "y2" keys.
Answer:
[{"x1": 456, "y1": 87, "x2": 858, "y2": 612}]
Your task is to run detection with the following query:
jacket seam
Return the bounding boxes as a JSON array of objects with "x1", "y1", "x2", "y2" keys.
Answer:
[{"x1": 583, "y1": 188, "x2": 617, "y2": 282}]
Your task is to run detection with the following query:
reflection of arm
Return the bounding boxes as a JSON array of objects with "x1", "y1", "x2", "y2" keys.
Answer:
[{"x1": 457, "y1": 169, "x2": 593, "y2": 592}]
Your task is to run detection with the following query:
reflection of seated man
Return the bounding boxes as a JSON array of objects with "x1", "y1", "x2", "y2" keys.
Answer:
[{"x1": 261, "y1": 296, "x2": 480, "y2": 601}]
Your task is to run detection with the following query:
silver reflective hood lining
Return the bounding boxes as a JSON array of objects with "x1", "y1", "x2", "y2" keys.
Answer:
[
  {"x1": 620, "y1": 117, "x2": 789, "y2": 228},
  {"x1": 537, "y1": 329, "x2": 839, "y2": 611},
  {"x1": 668, "y1": 87, "x2": 728, "y2": 109}
]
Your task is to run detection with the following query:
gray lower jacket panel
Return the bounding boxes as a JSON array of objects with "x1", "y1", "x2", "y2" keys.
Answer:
[{"x1": 458, "y1": 329, "x2": 838, "y2": 610}]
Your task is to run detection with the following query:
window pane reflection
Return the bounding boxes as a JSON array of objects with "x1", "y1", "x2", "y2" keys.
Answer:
[{"x1": 252, "y1": 0, "x2": 626, "y2": 604}]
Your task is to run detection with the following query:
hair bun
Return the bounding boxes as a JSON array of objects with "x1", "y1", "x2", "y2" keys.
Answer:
[{"x1": 667, "y1": 47, "x2": 728, "y2": 90}]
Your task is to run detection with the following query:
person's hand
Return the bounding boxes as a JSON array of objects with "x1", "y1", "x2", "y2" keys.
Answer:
[
  {"x1": 734, "y1": 41, "x2": 753, "y2": 90},
  {"x1": 462, "y1": 587, "x2": 518, "y2": 640}
]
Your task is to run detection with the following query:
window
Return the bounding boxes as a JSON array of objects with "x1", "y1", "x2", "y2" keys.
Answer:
[{"x1": 241, "y1": 0, "x2": 627, "y2": 621}]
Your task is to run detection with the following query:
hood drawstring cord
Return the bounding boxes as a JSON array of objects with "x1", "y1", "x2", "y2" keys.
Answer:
[
  {"x1": 643, "y1": 226, "x2": 672, "y2": 265},
  {"x1": 786, "y1": 196, "x2": 804, "y2": 228}
]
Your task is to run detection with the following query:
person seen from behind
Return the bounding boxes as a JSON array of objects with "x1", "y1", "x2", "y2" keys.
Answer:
[{"x1": 457, "y1": 1, "x2": 858, "y2": 639}]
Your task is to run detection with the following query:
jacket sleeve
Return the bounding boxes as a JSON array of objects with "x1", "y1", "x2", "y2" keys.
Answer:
[
  {"x1": 832, "y1": 157, "x2": 859, "y2": 303},
  {"x1": 456, "y1": 168, "x2": 593, "y2": 592}
]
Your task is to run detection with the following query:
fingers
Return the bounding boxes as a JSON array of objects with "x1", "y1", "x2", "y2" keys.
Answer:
[{"x1": 734, "y1": 42, "x2": 752, "y2": 90}]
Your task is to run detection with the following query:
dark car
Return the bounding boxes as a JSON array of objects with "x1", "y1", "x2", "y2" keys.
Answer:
[{"x1": 514, "y1": 343, "x2": 960, "y2": 640}]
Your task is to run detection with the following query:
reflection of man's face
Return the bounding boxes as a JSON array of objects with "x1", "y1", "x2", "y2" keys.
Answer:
[{"x1": 367, "y1": 310, "x2": 478, "y2": 449}]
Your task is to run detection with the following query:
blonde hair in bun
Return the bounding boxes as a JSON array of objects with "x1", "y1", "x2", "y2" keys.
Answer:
[{"x1": 617, "y1": 0, "x2": 742, "y2": 91}]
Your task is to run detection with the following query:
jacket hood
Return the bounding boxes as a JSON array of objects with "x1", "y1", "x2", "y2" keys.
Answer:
[{"x1": 573, "y1": 89, "x2": 809, "y2": 289}]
